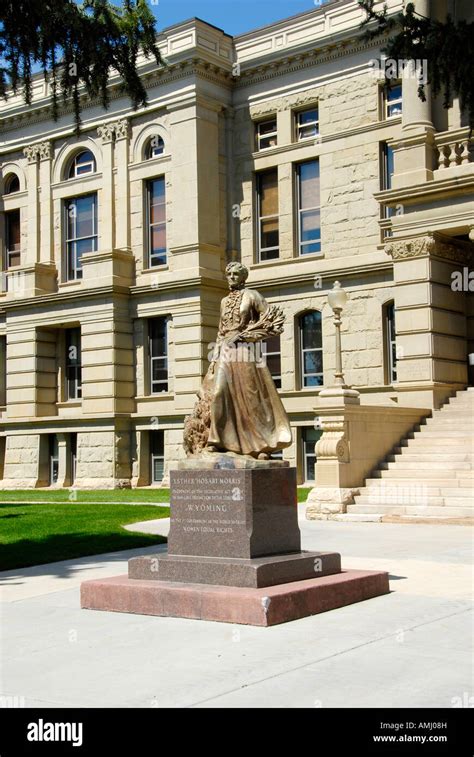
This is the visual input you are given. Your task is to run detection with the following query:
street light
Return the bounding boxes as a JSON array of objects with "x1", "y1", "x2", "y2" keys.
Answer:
[{"x1": 328, "y1": 281, "x2": 348, "y2": 388}]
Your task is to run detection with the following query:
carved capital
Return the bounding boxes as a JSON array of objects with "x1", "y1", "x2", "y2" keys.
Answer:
[
  {"x1": 114, "y1": 118, "x2": 131, "y2": 141},
  {"x1": 38, "y1": 141, "x2": 52, "y2": 161},
  {"x1": 23, "y1": 145, "x2": 39, "y2": 164},
  {"x1": 386, "y1": 233, "x2": 473, "y2": 265},
  {"x1": 97, "y1": 123, "x2": 115, "y2": 144}
]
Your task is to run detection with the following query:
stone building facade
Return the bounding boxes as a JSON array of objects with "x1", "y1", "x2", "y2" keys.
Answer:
[{"x1": 0, "y1": 0, "x2": 472, "y2": 489}]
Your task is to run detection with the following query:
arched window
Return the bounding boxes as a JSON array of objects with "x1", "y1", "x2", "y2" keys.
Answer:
[
  {"x1": 68, "y1": 150, "x2": 96, "y2": 179},
  {"x1": 299, "y1": 311, "x2": 323, "y2": 388},
  {"x1": 146, "y1": 136, "x2": 165, "y2": 159},
  {"x1": 383, "y1": 301, "x2": 397, "y2": 384},
  {"x1": 4, "y1": 174, "x2": 20, "y2": 194}
]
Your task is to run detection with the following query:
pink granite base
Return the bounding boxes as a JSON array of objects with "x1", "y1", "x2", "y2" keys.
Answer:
[{"x1": 81, "y1": 569, "x2": 390, "y2": 627}]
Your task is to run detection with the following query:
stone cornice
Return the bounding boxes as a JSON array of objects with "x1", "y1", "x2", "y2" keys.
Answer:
[
  {"x1": 375, "y1": 174, "x2": 474, "y2": 205},
  {"x1": 385, "y1": 233, "x2": 473, "y2": 265}
]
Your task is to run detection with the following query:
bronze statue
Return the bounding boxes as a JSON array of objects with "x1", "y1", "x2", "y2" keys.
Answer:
[{"x1": 184, "y1": 262, "x2": 292, "y2": 460}]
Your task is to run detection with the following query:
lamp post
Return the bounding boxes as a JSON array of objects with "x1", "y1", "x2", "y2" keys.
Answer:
[
  {"x1": 328, "y1": 281, "x2": 348, "y2": 388},
  {"x1": 319, "y1": 281, "x2": 360, "y2": 403}
]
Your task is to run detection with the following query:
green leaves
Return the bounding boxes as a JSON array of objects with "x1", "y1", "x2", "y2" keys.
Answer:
[
  {"x1": 358, "y1": 1, "x2": 474, "y2": 129},
  {"x1": 0, "y1": 0, "x2": 163, "y2": 131}
]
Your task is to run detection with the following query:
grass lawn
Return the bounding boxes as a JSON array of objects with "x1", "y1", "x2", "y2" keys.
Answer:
[
  {"x1": 0, "y1": 489, "x2": 171, "y2": 504},
  {"x1": 0, "y1": 503, "x2": 169, "y2": 571},
  {"x1": 0, "y1": 488, "x2": 312, "y2": 504}
]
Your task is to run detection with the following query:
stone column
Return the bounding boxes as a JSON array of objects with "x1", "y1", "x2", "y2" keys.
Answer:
[
  {"x1": 23, "y1": 146, "x2": 40, "y2": 265},
  {"x1": 392, "y1": 0, "x2": 434, "y2": 187},
  {"x1": 97, "y1": 122, "x2": 115, "y2": 251},
  {"x1": 114, "y1": 119, "x2": 131, "y2": 251},
  {"x1": 386, "y1": 233, "x2": 473, "y2": 408},
  {"x1": 38, "y1": 142, "x2": 53, "y2": 263}
]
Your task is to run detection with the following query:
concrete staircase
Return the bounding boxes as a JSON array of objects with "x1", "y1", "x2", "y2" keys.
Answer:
[{"x1": 345, "y1": 387, "x2": 474, "y2": 522}]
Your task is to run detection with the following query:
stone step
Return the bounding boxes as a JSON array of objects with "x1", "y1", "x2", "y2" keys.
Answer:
[
  {"x1": 389, "y1": 453, "x2": 474, "y2": 463},
  {"x1": 333, "y1": 514, "x2": 383, "y2": 523},
  {"x1": 412, "y1": 429, "x2": 474, "y2": 438},
  {"x1": 354, "y1": 495, "x2": 472, "y2": 508},
  {"x1": 425, "y1": 416, "x2": 473, "y2": 426},
  {"x1": 372, "y1": 469, "x2": 459, "y2": 480},
  {"x1": 380, "y1": 461, "x2": 472, "y2": 471},
  {"x1": 347, "y1": 504, "x2": 474, "y2": 517},
  {"x1": 362, "y1": 485, "x2": 473, "y2": 498},
  {"x1": 401, "y1": 436, "x2": 472, "y2": 447}
]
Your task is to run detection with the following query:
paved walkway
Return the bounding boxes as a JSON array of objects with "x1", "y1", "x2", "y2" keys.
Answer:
[{"x1": 1, "y1": 516, "x2": 472, "y2": 708}]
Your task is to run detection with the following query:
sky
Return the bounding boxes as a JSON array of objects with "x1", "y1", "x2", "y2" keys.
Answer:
[{"x1": 149, "y1": 0, "x2": 328, "y2": 36}]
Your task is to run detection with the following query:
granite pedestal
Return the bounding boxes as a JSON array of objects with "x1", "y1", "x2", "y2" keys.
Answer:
[{"x1": 81, "y1": 463, "x2": 390, "y2": 626}]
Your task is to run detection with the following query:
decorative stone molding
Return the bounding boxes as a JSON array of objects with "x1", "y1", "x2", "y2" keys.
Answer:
[
  {"x1": 23, "y1": 145, "x2": 39, "y2": 164},
  {"x1": 97, "y1": 122, "x2": 116, "y2": 144},
  {"x1": 97, "y1": 119, "x2": 131, "y2": 144},
  {"x1": 315, "y1": 420, "x2": 350, "y2": 463},
  {"x1": 23, "y1": 141, "x2": 53, "y2": 163},
  {"x1": 114, "y1": 118, "x2": 131, "y2": 141},
  {"x1": 38, "y1": 141, "x2": 52, "y2": 161},
  {"x1": 385, "y1": 233, "x2": 473, "y2": 265}
]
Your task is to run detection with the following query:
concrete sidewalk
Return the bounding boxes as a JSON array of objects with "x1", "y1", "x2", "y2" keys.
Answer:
[{"x1": 1, "y1": 519, "x2": 472, "y2": 708}]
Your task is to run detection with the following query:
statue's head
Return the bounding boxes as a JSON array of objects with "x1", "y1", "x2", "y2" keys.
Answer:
[{"x1": 226, "y1": 262, "x2": 249, "y2": 290}]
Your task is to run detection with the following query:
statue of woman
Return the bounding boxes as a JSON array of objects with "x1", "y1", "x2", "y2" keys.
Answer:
[{"x1": 184, "y1": 262, "x2": 292, "y2": 460}]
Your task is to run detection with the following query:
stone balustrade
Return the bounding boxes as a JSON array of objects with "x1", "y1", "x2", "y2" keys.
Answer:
[{"x1": 435, "y1": 128, "x2": 472, "y2": 170}]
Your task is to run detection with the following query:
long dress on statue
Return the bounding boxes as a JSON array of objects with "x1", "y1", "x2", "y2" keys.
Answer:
[{"x1": 206, "y1": 287, "x2": 292, "y2": 457}]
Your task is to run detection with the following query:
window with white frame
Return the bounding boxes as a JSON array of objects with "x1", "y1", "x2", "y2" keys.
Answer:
[
  {"x1": 296, "y1": 108, "x2": 319, "y2": 140},
  {"x1": 65, "y1": 328, "x2": 82, "y2": 400},
  {"x1": 150, "y1": 430, "x2": 165, "y2": 483},
  {"x1": 296, "y1": 160, "x2": 321, "y2": 256},
  {"x1": 149, "y1": 317, "x2": 169, "y2": 394},
  {"x1": 384, "y1": 82, "x2": 402, "y2": 119},
  {"x1": 65, "y1": 193, "x2": 98, "y2": 280},
  {"x1": 5, "y1": 209, "x2": 21, "y2": 268},
  {"x1": 264, "y1": 335, "x2": 282, "y2": 389},
  {"x1": 257, "y1": 168, "x2": 279, "y2": 261},
  {"x1": 146, "y1": 136, "x2": 165, "y2": 159},
  {"x1": 299, "y1": 311, "x2": 323, "y2": 388},
  {"x1": 384, "y1": 302, "x2": 397, "y2": 384},
  {"x1": 256, "y1": 118, "x2": 277, "y2": 151},
  {"x1": 68, "y1": 150, "x2": 97, "y2": 179},
  {"x1": 147, "y1": 177, "x2": 167, "y2": 268},
  {"x1": 302, "y1": 427, "x2": 322, "y2": 482}
]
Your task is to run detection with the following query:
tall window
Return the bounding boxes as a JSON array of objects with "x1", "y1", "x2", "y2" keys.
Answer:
[
  {"x1": 384, "y1": 302, "x2": 397, "y2": 384},
  {"x1": 256, "y1": 118, "x2": 277, "y2": 151},
  {"x1": 257, "y1": 169, "x2": 279, "y2": 261},
  {"x1": 299, "y1": 311, "x2": 323, "y2": 388},
  {"x1": 296, "y1": 108, "x2": 319, "y2": 140},
  {"x1": 150, "y1": 430, "x2": 165, "y2": 484},
  {"x1": 68, "y1": 150, "x2": 96, "y2": 179},
  {"x1": 147, "y1": 177, "x2": 167, "y2": 267},
  {"x1": 384, "y1": 82, "x2": 402, "y2": 119},
  {"x1": 5, "y1": 209, "x2": 21, "y2": 268},
  {"x1": 65, "y1": 194, "x2": 98, "y2": 280},
  {"x1": 296, "y1": 161, "x2": 321, "y2": 256},
  {"x1": 65, "y1": 328, "x2": 82, "y2": 400},
  {"x1": 49, "y1": 435, "x2": 59, "y2": 486},
  {"x1": 381, "y1": 143, "x2": 395, "y2": 191},
  {"x1": 264, "y1": 335, "x2": 282, "y2": 389},
  {"x1": 149, "y1": 318, "x2": 168, "y2": 394},
  {"x1": 302, "y1": 428, "x2": 322, "y2": 482}
]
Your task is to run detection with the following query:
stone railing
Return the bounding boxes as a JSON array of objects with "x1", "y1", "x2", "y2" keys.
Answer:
[{"x1": 435, "y1": 127, "x2": 472, "y2": 170}]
